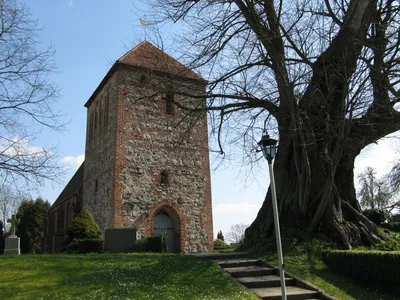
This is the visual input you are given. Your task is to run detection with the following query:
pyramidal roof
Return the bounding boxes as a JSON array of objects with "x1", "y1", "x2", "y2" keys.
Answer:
[{"x1": 117, "y1": 41, "x2": 205, "y2": 81}]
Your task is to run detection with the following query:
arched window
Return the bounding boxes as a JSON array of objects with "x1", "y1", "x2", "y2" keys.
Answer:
[
  {"x1": 165, "y1": 92, "x2": 174, "y2": 115},
  {"x1": 160, "y1": 170, "x2": 169, "y2": 185}
]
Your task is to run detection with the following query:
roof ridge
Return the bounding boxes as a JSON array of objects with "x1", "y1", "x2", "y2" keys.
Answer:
[
  {"x1": 117, "y1": 40, "x2": 150, "y2": 62},
  {"x1": 116, "y1": 41, "x2": 205, "y2": 81}
]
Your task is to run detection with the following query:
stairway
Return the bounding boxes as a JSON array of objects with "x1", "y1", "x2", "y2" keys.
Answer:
[{"x1": 197, "y1": 253, "x2": 327, "y2": 300}]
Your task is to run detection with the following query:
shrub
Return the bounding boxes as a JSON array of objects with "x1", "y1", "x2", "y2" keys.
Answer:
[
  {"x1": 381, "y1": 222, "x2": 400, "y2": 232},
  {"x1": 65, "y1": 210, "x2": 103, "y2": 254},
  {"x1": 16, "y1": 198, "x2": 50, "y2": 253},
  {"x1": 363, "y1": 209, "x2": 389, "y2": 225},
  {"x1": 213, "y1": 239, "x2": 229, "y2": 250},
  {"x1": 369, "y1": 241, "x2": 400, "y2": 251},
  {"x1": 322, "y1": 250, "x2": 400, "y2": 286},
  {"x1": 217, "y1": 230, "x2": 224, "y2": 241},
  {"x1": 68, "y1": 238, "x2": 103, "y2": 253}
]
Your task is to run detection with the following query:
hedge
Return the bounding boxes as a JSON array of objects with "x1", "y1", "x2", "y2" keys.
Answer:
[
  {"x1": 381, "y1": 222, "x2": 400, "y2": 232},
  {"x1": 67, "y1": 238, "x2": 104, "y2": 254},
  {"x1": 321, "y1": 250, "x2": 400, "y2": 286}
]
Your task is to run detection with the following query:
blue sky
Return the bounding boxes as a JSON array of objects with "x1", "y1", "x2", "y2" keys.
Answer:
[{"x1": 24, "y1": 0, "x2": 399, "y2": 238}]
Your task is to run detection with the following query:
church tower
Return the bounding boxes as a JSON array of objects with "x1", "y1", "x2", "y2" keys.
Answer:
[{"x1": 82, "y1": 41, "x2": 213, "y2": 253}]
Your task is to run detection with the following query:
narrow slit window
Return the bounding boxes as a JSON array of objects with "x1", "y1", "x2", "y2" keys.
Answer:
[
  {"x1": 165, "y1": 92, "x2": 174, "y2": 115},
  {"x1": 160, "y1": 170, "x2": 169, "y2": 185},
  {"x1": 105, "y1": 95, "x2": 109, "y2": 127},
  {"x1": 100, "y1": 100, "x2": 104, "y2": 129},
  {"x1": 94, "y1": 105, "x2": 98, "y2": 130},
  {"x1": 88, "y1": 113, "x2": 93, "y2": 141},
  {"x1": 95, "y1": 180, "x2": 98, "y2": 193}
]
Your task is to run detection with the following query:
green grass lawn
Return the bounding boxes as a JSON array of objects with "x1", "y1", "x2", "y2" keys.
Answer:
[
  {"x1": 258, "y1": 240, "x2": 400, "y2": 300},
  {"x1": 0, "y1": 253, "x2": 258, "y2": 300}
]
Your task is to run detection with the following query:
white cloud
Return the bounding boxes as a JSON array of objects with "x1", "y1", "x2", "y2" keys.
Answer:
[
  {"x1": 67, "y1": 0, "x2": 74, "y2": 8},
  {"x1": 0, "y1": 136, "x2": 48, "y2": 156},
  {"x1": 62, "y1": 154, "x2": 84, "y2": 170},
  {"x1": 355, "y1": 134, "x2": 400, "y2": 178}
]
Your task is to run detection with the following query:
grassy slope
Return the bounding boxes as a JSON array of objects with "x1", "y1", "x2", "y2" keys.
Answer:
[
  {"x1": 258, "y1": 240, "x2": 399, "y2": 300},
  {"x1": 0, "y1": 253, "x2": 258, "y2": 300}
]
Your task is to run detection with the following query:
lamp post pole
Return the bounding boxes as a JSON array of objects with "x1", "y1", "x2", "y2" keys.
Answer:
[
  {"x1": 267, "y1": 158, "x2": 287, "y2": 300},
  {"x1": 258, "y1": 132, "x2": 287, "y2": 300}
]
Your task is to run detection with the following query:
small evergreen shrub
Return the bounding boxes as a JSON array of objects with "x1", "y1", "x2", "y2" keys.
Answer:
[
  {"x1": 213, "y1": 239, "x2": 229, "y2": 250},
  {"x1": 381, "y1": 222, "x2": 400, "y2": 232},
  {"x1": 217, "y1": 230, "x2": 224, "y2": 241},
  {"x1": 161, "y1": 233, "x2": 168, "y2": 253},
  {"x1": 322, "y1": 250, "x2": 400, "y2": 286},
  {"x1": 64, "y1": 209, "x2": 104, "y2": 254},
  {"x1": 363, "y1": 209, "x2": 389, "y2": 225}
]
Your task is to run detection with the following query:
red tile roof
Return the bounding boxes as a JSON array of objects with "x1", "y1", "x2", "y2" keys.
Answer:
[{"x1": 117, "y1": 41, "x2": 205, "y2": 81}]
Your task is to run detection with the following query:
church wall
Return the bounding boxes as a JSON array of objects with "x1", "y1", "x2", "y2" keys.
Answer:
[
  {"x1": 113, "y1": 67, "x2": 213, "y2": 253},
  {"x1": 82, "y1": 74, "x2": 118, "y2": 231}
]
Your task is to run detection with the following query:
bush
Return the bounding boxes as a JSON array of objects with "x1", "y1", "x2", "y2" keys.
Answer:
[
  {"x1": 68, "y1": 238, "x2": 103, "y2": 254},
  {"x1": 16, "y1": 198, "x2": 50, "y2": 253},
  {"x1": 363, "y1": 209, "x2": 389, "y2": 225},
  {"x1": 381, "y1": 222, "x2": 400, "y2": 232},
  {"x1": 213, "y1": 239, "x2": 229, "y2": 250},
  {"x1": 322, "y1": 250, "x2": 400, "y2": 286},
  {"x1": 65, "y1": 210, "x2": 103, "y2": 254}
]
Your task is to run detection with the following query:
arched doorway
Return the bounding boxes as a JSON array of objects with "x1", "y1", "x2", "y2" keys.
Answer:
[{"x1": 153, "y1": 211, "x2": 178, "y2": 253}]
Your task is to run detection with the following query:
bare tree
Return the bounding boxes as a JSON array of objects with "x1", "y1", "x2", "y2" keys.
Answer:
[
  {"x1": 143, "y1": 0, "x2": 400, "y2": 248},
  {"x1": 226, "y1": 224, "x2": 248, "y2": 244},
  {"x1": 0, "y1": 0, "x2": 63, "y2": 189},
  {"x1": 0, "y1": 184, "x2": 23, "y2": 232},
  {"x1": 358, "y1": 167, "x2": 391, "y2": 210}
]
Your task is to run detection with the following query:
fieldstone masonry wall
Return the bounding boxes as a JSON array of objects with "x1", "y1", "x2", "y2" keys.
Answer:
[
  {"x1": 113, "y1": 67, "x2": 213, "y2": 253},
  {"x1": 83, "y1": 74, "x2": 118, "y2": 231}
]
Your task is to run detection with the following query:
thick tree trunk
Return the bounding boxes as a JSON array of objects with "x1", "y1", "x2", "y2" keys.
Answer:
[{"x1": 245, "y1": 138, "x2": 388, "y2": 249}]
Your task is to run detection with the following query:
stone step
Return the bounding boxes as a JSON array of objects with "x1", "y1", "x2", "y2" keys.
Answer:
[
  {"x1": 251, "y1": 286, "x2": 320, "y2": 300},
  {"x1": 225, "y1": 265, "x2": 276, "y2": 278},
  {"x1": 191, "y1": 252, "x2": 248, "y2": 261},
  {"x1": 237, "y1": 275, "x2": 296, "y2": 288},
  {"x1": 216, "y1": 259, "x2": 260, "y2": 268}
]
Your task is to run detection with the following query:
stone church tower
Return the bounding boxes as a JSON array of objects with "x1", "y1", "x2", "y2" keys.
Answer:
[{"x1": 45, "y1": 41, "x2": 213, "y2": 253}]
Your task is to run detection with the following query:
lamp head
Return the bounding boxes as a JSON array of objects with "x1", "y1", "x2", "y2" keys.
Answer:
[{"x1": 258, "y1": 133, "x2": 278, "y2": 163}]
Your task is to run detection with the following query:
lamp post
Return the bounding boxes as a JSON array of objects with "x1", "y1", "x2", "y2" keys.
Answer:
[{"x1": 258, "y1": 133, "x2": 287, "y2": 300}]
